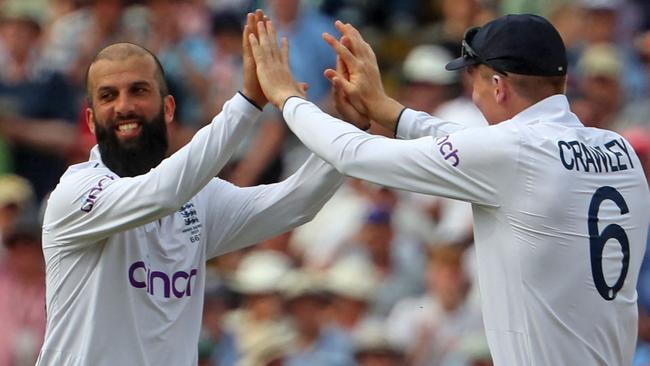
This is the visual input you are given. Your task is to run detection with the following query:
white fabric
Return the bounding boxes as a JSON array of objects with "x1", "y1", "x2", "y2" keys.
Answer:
[
  {"x1": 282, "y1": 95, "x2": 650, "y2": 366},
  {"x1": 36, "y1": 94, "x2": 343, "y2": 366}
]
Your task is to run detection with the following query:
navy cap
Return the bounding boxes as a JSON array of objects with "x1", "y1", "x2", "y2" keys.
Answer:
[{"x1": 445, "y1": 14, "x2": 567, "y2": 76}]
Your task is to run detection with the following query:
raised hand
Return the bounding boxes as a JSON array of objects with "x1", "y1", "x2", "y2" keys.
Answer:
[
  {"x1": 242, "y1": 10, "x2": 268, "y2": 108},
  {"x1": 248, "y1": 18, "x2": 307, "y2": 110},
  {"x1": 323, "y1": 21, "x2": 404, "y2": 132},
  {"x1": 331, "y1": 52, "x2": 370, "y2": 130}
]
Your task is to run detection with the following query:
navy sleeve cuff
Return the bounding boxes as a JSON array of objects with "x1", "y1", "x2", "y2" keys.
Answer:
[
  {"x1": 393, "y1": 107, "x2": 407, "y2": 137},
  {"x1": 281, "y1": 95, "x2": 306, "y2": 112},
  {"x1": 238, "y1": 91, "x2": 263, "y2": 111}
]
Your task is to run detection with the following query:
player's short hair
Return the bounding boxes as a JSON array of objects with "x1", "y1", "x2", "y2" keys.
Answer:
[
  {"x1": 506, "y1": 73, "x2": 567, "y2": 101},
  {"x1": 85, "y1": 43, "x2": 169, "y2": 106},
  {"x1": 478, "y1": 65, "x2": 566, "y2": 102}
]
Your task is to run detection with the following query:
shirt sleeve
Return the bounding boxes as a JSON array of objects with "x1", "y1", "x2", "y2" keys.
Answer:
[
  {"x1": 282, "y1": 97, "x2": 518, "y2": 207},
  {"x1": 43, "y1": 93, "x2": 262, "y2": 248},
  {"x1": 396, "y1": 107, "x2": 467, "y2": 139},
  {"x1": 200, "y1": 154, "x2": 344, "y2": 259}
]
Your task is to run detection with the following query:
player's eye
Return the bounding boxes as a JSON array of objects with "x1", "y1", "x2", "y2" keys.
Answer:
[
  {"x1": 132, "y1": 86, "x2": 149, "y2": 95},
  {"x1": 98, "y1": 91, "x2": 115, "y2": 101}
]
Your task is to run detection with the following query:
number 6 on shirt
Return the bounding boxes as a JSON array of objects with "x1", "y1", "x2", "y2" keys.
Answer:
[{"x1": 588, "y1": 186, "x2": 630, "y2": 301}]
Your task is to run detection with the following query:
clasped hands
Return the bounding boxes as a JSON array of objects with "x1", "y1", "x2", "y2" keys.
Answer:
[{"x1": 245, "y1": 10, "x2": 404, "y2": 132}]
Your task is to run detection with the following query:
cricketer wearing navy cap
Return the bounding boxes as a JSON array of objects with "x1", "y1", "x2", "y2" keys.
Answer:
[
  {"x1": 247, "y1": 11, "x2": 650, "y2": 366},
  {"x1": 445, "y1": 14, "x2": 568, "y2": 77}
]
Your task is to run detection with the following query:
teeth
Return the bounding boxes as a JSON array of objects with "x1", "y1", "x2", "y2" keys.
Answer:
[{"x1": 117, "y1": 123, "x2": 138, "y2": 132}]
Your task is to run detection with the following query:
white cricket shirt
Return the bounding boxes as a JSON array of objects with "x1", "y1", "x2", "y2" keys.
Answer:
[
  {"x1": 282, "y1": 95, "x2": 650, "y2": 366},
  {"x1": 36, "y1": 94, "x2": 343, "y2": 366}
]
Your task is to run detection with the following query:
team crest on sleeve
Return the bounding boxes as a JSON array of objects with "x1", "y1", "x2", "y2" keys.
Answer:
[
  {"x1": 436, "y1": 135, "x2": 460, "y2": 167},
  {"x1": 81, "y1": 174, "x2": 117, "y2": 212},
  {"x1": 179, "y1": 202, "x2": 202, "y2": 243}
]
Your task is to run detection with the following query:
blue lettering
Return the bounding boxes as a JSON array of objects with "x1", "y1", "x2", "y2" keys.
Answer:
[{"x1": 558, "y1": 141, "x2": 574, "y2": 170}]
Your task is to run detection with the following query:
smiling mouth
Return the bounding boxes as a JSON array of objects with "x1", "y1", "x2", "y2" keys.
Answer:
[{"x1": 114, "y1": 120, "x2": 142, "y2": 139}]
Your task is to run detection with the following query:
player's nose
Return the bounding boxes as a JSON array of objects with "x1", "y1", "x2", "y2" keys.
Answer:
[{"x1": 113, "y1": 92, "x2": 136, "y2": 115}]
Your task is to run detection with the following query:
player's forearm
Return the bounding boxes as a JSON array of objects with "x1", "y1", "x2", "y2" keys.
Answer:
[
  {"x1": 366, "y1": 96, "x2": 405, "y2": 134},
  {"x1": 395, "y1": 108, "x2": 467, "y2": 140},
  {"x1": 281, "y1": 97, "x2": 486, "y2": 201},
  {"x1": 152, "y1": 93, "x2": 260, "y2": 208},
  {"x1": 215, "y1": 154, "x2": 344, "y2": 255}
]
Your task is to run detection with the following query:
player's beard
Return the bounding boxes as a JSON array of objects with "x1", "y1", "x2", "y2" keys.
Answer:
[{"x1": 93, "y1": 106, "x2": 169, "y2": 177}]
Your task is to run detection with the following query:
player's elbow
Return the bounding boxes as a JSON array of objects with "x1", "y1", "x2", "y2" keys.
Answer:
[
  {"x1": 334, "y1": 158, "x2": 364, "y2": 178},
  {"x1": 148, "y1": 191, "x2": 186, "y2": 216}
]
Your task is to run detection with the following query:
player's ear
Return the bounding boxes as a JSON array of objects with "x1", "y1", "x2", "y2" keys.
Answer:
[
  {"x1": 492, "y1": 74, "x2": 507, "y2": 104},
  {"x1": 86, "y1": 106, "x2": 96, "y2": 135},
  {"x1": 163, "y1": 95, "x2": 175, "y2": 125}
]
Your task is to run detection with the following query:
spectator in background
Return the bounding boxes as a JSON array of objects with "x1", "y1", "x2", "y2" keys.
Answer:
[
  {"x1": 204, "y1": 10, "x2": 245, "y2": 118},
  {"x1": 322, "y1": 256, "x2": 380, "y2": 345},
  {"x1": 145, "y1": 0, "x2": 213, "y2": 128},
  {"x1": 0, "y1": 174, "x2": 34, "y2": 249},
  {"x1": 572, "y1": 0, "x2": 647, "y2": 101},
  {"x1": 258, "y1": 230, "x2": 303, "y2": 267},
  {"x1": 199, "y1": 283, "x2": 239, "y2": 366},
  {"x1": 611, "y1": 30, "x2": 650, "y2": 132},
  {"x1": 418, "y1": 0, "x2": 493, "y2": 56},
  {"x1": 353, "y1": 320, "x2": 405, "y2": 366},
  {"x1": 236, "y1": 322, "x2": 295, "y2": 366},
  {"x1": 386, "y1": 244, "x2": 484, "y2": 366},
  {"x1": 0, "y1": 10, "x2": 78, "y2": 200},
  {"x1": 0, "y1": 211, "x2": 46, "y2": 366},
  {"x1": 290, "y1": 179, "x2": 377, "y2": 270},
  {"x1": 339, "y1": 206, "x2": 424, "y2": 317},
  {"x1": 224, "y1": 250, "x2": 294, "y2": 363},
  {"x1": 399, "y1": 44, "x2": 461, "y2": 114},
  {"x1": 41, "y1": 0, "x2": 147, "y2": 89},
  {"x1": 281, "y1": 270, "x2": 354, "y2": 366},
  {"x1": 571, "y1": 43, "x2": 625, "y2": 129}
]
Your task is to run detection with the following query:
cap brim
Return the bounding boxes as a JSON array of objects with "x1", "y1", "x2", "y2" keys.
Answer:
[{"x1": 445, "y1": 57, "x2": 479, "y2": 71}]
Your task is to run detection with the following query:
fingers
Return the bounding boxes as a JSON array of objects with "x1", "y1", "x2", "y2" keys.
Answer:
[
  {"x1": 248, "y1": 32, "x2": 263, "y2": 63},
  {"x1": 267, "y1": 19, "x2": 279, "y2": 48},
  {"x1": 323, "y1": 68, "x2": 354, "y2": 96},
  {"x1": 336, "y1": 54, "x2": 349, "y2": 79},
  {"x1": 335, "y1": 20, "x2": 364, "y2": 45},
  {"x1": 258, "y1": 20, "x2": 284, "y2": 62},
  {"x1": 243, "y1": 13, "x2": 254, "y2": 50},
  {"x1": 281, "y1": 37, "x2": 289, "y2": 65},
  {"x1": 324, "y1": 68, "x2": 339, "y2": 82},
  {"x1": 254, "y1": 9, "x2": 265, "y2": 26},
  {"x1": 255, "y1": 20, "x2": 273, "y2": 60},
  {"x1": 334, "y1": 20, "x2": 375, "y2": 60},
  {"x1": 323, "y1": 32, "x2": 358, "y2": 70}
]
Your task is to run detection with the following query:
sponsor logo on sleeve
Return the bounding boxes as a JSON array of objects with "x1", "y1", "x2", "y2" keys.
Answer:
[
  {"x1": 436, "y1": 135, "x2": 460, "y2": 167},
  {"x1": 81, "y1": 174, "x2": 117, "y2": 213}
]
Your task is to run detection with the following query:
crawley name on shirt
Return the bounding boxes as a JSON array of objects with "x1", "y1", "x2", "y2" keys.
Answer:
[{"x1": 558, "y1": 138, "x2": 635, "y2": 173}]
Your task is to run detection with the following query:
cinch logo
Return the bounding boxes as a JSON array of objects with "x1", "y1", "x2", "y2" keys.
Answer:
[
  {"x1": 128, "y1": 261, "x2": 198, "y2": 299},
  {"x1": 81, "y1": 175, "x2": 116, "y2": 212},
  {"x1": 436, "y1": 135, "x2": 460, "y2": 167}
]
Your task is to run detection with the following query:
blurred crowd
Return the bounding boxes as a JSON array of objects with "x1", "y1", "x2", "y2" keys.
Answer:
[{"x1": 1, "y1": 0, "x2": 650, "y2": 365}]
